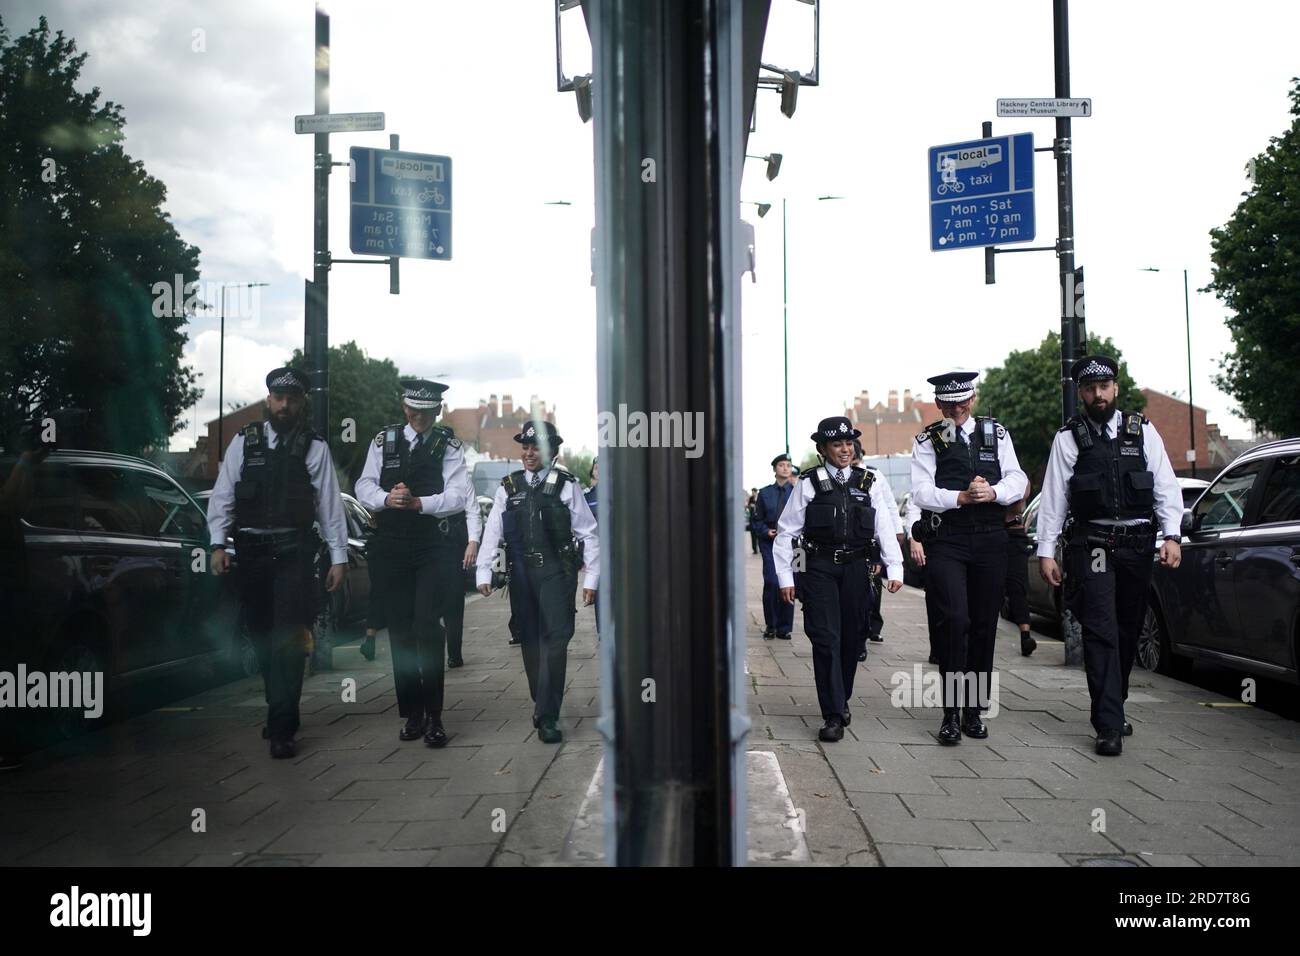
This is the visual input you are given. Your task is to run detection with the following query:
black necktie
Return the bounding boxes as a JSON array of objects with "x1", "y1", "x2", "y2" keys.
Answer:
[{"x1": 834, "y1": 470, "x2": 846, "y2": 486}]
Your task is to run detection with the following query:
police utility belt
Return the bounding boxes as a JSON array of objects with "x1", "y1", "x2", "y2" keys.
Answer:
[
  {"x1": 917, "y1": 510, "x2": 1004, "y2": 538},
  {"x1": 233, "y1": 527, "x2": 316, "y2": 554},
  {"x1": 1066, "y1": 518, "x2": 1156, "y2": 550},
  {"x1": 802, "y1": 539, "x2": 872, "y2": 564}
]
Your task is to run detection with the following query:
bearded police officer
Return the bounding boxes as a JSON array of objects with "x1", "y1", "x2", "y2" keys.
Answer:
[
  {"x1": 355, "y1": 379, "x2": 470, "y2": 748},
  {"x1": 1037, "y1": 356, "x2": 1183, "y2": 756},
  {"x1": 774, "y1": 417, "x2": 903, "y2": 742},
  {"x1": 476, "y1": 421, "x2": 598, "y2": 744},
  {"x1": 207, "y1": 367, "x2": 349, "y2": 759},
  {"x1": 752, "y1": 453, "x2": 797, "y2": 640},
  {"x1": 912, "y1": 372, "x2": 1027, "y2": 746}
]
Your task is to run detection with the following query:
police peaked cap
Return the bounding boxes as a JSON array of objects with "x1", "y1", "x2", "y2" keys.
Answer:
[
  {"x1": 770, "y1": 453, "x2": 791, "y2": 468},
  {"x1": 400, "y1": 378, "x2": 448, "y2": 410},
  {"x1": 266, "y1": 366, "x2": 310, "y2": 394},
  {"x1": 811, "y1": 416, "x2": 861, "y2": 443},
  {"x1": 514, "y1": 420, "x2": 563, "y2": 448},
  {"x1": 1071, "y1": 355, "x2": 1119, "y2": 383},
  {"x1": 928, "y1": 371, "x2": 978, "y2": 404}
]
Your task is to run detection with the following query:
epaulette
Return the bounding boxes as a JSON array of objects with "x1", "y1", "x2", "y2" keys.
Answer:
[
  {"x1": 851, "y1": 466, "x2": 875, "y2": 491},
  {"x1": 922, "y1": 420, "x2": 950, "y2": 452},
  {"x1": 1058, "y1": 414, "x2": 1083, "y2": 434},
  {"x1": 242, "y1": 422, "x2": 263, "y2": 447},
  {"x1": 431, "y1": 423, "x2": 462, "y2": 449}
]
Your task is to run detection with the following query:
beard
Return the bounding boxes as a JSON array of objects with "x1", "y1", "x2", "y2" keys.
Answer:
[
  {"x1": 1084, "y1": 398, "x2": 1112, "y2": 424},
  {"x1": 268, "y1": 407, "x2": 303, "y2": 435}
]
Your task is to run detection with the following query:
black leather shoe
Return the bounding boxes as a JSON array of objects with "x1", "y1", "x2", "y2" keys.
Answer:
[
  {"x1": 399, "y1": 715, "x2": 426, "y2": 741},
  {"x1": 359, "y1": 634, "x2": 376, "y2": 661},
  {"x1": 269, "y1": 739, "x2": 297, "y2": 759},
  {"x1": 841, "y1": 709, "x2": 852, "y2": 727},
  {"x1": 869, "y1": 633, "x2": 884, "y2": 643},
  {"x1": 0, "y1": 755, "x2": 23, "y2": 772},
  {"x1": 508, "y1": 637, "x2": 522, "y2": 646},
  {"x1": 938, "y1": 709, "x2": 962, "y2": 745},
  {"x1": 818, "y1": 717, "x2": 844, "y2": 742},
  {"x1": 261, "y1": 725, "x2": 270, "y2": 740},
  {"x1": 447, "y1": 657, "x2": 464, "y2": 669},
  {"x1": 856, "y1": 648, "x2": 867, "y2": 662},
  {"x1": 1096, "y1": 731, "x2": 1123, "y2": 756},
  {"x1": 961, "y1": 709, "x2": 988, "y2": 739},
  {"x1": 538, "y1": 719, "x2": 563, "y2": 744},
  {"x1": 1020, "y1": 632, "x2": 1037, "y2": 657},
  {"x1": 776, "y1": 631, "x2": 791, "y2": 640},
  {"x1": 928, "y1": 653, "x2": 939, "y2": 665},
  {"x1": 1122, "y1": 721, "x2": 1133, "y2": 737},
  {"x1": 424, "y1": 721, "x2": 448, "y2": 748},
  {"x1": 762, "y1": 626, "x2": 775, "y2": 640}
]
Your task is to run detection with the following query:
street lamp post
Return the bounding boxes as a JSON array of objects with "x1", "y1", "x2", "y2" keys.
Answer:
[
  {"x1": 1140, "y1": 267, "x2": 1196, "y2": 478},
  {"x1": 217, "y1": 282, "x2": 269, "y2": 462}
]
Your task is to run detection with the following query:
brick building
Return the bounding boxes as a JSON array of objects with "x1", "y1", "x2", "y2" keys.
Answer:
[
  {"x1": 844, "y1": 388, "x2": 940, "y2": 455},
  {"x1": 442, "y1": 394, "x2": 558, "y2": 461},
  {"x1": 1139, "y1": 388, "x2": 1248, "y2": 477},
  {"x1": 205, "y1": 401, "x2": 267, "y2": 480}
]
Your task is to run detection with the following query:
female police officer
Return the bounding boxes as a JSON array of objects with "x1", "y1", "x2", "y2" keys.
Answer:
[{"x1": 774, "y1": 416, "x2": 903, "y2": 742}]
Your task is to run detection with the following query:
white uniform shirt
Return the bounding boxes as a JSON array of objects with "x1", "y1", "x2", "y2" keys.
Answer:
[
  {"x1": 1036, "y1": 410, "x2": 1183, "y2": 558},
  {"x1": 354, "y1": 424, "x2": 470, "y2": 519},
  {"x1": 464, "y1": 466, "x2": 483, "y2": 543},
  {"x1": 476, "y1": 466, "x2": 600, "y2": 591},
  {"x1": 910, "y1": 416, "x2": 1028, "y2": 513},
  {"x1": 773, "y1": 466, "x2": 905, "y2": 587},
  {"x1": 205, "y1": 422, "x2": 350, "y2": 564},
  {"x1": 867, "y1": 467, "x2": 904, "y2": 536}
]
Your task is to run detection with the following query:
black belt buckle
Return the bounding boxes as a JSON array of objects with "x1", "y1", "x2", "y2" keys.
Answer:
[{"x1": 833, "y1": 547, "x2": 863, "y2": 565}]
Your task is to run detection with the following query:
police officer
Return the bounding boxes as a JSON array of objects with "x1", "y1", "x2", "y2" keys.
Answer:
[
  {"x1": 207, "y1": 367, "x2": 349, "y2": 759},
  {"x1": 752, "y1": 453, "x2": 797, "y2": 640},
  {"x1": 911, "y1": 372, "x2": 1026, "y2": 745},
  {"x1": 905, "y1": 495, "x2": 944, "y2": 666},
  {"x1": 584, "y1": 457, "x2": 601, "y2": 642},
  {"x1": 774, "y1": 417, "x2": 903, "y2": 742},
  {"x1": 1004, "y1": 476, "x2": 1038, "y2": 657},
  {"x1": 476, "y1": 421, "x2": 598, "y2": 744},
  {"x1": 1037, "y1": 356, "x2": 1183, "y2": 756},
  {"x1": 355, "y1": 379, "x2": 470, "y2": 748}
]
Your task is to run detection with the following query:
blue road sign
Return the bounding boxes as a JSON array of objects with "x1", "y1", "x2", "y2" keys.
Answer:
[
  {"x1": 349, "y1": 147, "x2": 452, "y2": 260},
  {"x1": 927, "y1": 133, "x2": 1034, "y2": 251}
]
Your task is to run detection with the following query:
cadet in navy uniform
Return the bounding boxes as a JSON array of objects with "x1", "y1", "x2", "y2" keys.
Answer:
[
  {"x1": 774, "y1": 417, "x2": 903, "y2": 742},
  {"x1": 752, "y1": 453, "x2": 797, "y2": 640},
  {"x1": 476, "y1": 422, "x2": 599, "y2": 744},
  {"x1": 206, "y1": 367, "x2": 349, "y2": 759},
  {"x1": 355, "y1": 379, "x2": 470, "y2": 748},
  {"x1": 911, "y1": 372, "x2": 1026, "y2": 745},
  {"x1": 1037, "y1": 356, "x2": 1183, "y2": 756}
]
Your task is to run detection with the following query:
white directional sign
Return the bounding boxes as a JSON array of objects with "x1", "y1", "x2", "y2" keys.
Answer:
[
  {"x1": 997, "y1": 98, "x2": 1092, "y2": 118},
  {"x1": 294, "y1": 112, "x2": 386, "y2": 134}
]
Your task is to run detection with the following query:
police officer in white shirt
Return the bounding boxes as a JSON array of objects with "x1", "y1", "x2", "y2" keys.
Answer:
[
  {"x1": 1037, "y1": 355, "x2": 1183, "y2": 756},
  {"x1": 206, "y1": 366, "x2": 349, "y2": 759},
  {"x1": 475, "y1": 421, "x2": 598, "y2": 744},
  {"x1": 774, "y1": 416, "x2": 903, "y2": 742},
  {"x1": 355, "y1": 379, "x2": 470, "y2": 748},
  {"x1": 911, "y1": 371, "x2": 1027, "y2": 746}
]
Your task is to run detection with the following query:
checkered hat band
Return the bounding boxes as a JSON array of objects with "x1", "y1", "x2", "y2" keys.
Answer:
[
  {"x1": 937, "y1": 386, "x2": 975, "y2": 401},
  {"x1": 1077, "y1": 360, "x2": 1113, "y2": 378},
  {"x1": 270, "y1": 373, "x2": 301, "y2": 388}
]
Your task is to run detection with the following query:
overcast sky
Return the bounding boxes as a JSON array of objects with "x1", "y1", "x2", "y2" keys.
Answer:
[{"x1": 8, "y1": 0, "x2": 1297, "y2": 487}]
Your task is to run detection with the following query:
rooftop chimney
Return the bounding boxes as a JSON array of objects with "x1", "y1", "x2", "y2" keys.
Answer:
[
  {"x1": 903, "y1": 389, "x2": 914, "y2": 412},
  {"x1": 888, "y1": 389, "x2": 899, "y2": 412},
  {"x1": 502, "y1": 394, "x2": 513, "y2": 417}
]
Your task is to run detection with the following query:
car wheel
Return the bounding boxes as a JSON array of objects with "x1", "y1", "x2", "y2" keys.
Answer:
[
  {"x1": 1136, "y1": 604, "x2": 1162, "y2": 672},
  {"x1": 50, "y1": 640, "x2": 109, "y2": 741},
  {"x1": 232, "y1": 616, "x2": 260, "y2": 679}
]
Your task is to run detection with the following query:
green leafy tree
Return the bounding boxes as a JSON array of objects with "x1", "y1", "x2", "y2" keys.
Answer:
[
  {"x1": 0, "y1": 16, "x2": 202, "y2": 454},
  {"x1": 975, "y1": 331, "x2": 1144, "y2": 486},
  {"x1": 1207, "y1": 77, "x2": 1300, "y2": 436},
  {"x1": 561, "y1": 449, "x2": 594, "y2": 486},
  {"x1": 287, "y1": 341, "x2": 404, "y2": 491}
]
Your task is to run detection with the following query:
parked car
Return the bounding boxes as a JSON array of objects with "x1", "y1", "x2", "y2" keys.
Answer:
[
  {"x1": 1140, "y1": 438, "x2": 1300, "y2": 687},
  {"x1": 0, "y1": 449, "x2": 241, "y2": 738}
]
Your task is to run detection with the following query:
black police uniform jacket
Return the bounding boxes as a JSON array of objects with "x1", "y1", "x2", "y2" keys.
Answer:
[
  {"x1": 373, "y1": 423, "x2": 461, "y2": 536},
  {"x1": 801, "y1": 466, "x2": 877, "y2": 550},
  {"x1": 233, "y1": 422, "x2": 322, "y2": 529},
  {"x1": 920, "y1": 417, "x2": 1005, "y2": 529},
  {"x1": 1062, "y1": 411, "x2": 1156, "y2": 523},
  {"x1": 501, "y1": 469, "x2": 580, "y2": 573}
]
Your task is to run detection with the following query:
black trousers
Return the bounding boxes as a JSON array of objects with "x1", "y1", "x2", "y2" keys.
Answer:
[
  {"x1": 924, "y1": 575, "x2": 944, "y2": 662},
  {"x1": 925, "y1": 527, "x2": 1007, "y2": 710},
  {"x1": 1004, "y1": 530, "x2": 1032, "y2": 629},
  {"x1": 759, "y1": 537, "x2": 795, "y2": 634},
  {"x1": 510, "y1": 561, "x2": 578, "y2": 722},
  {"x1": 1064, "y1": 536, "x2": 1154, "y2": 734},
  {"x1": 800, "y1": 554, "x2": 870, "y2": 720},
  {"x1": 369, "y1": 527, "x2": 463, "y2": 721},
  {"x1": 443, "y1": 573, "x2": 465, "y2": 661},
  {"x1": 235, "y1": 531, "x2": 318, "y2": 742},
  {"x1": 866, "y1": 566, "x2": 885, "y2": 639}
]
